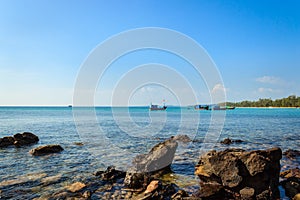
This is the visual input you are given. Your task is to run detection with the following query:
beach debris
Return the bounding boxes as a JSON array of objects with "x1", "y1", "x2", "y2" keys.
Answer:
[
  {"x1": 283, "y1": 149, "x2": 300, "y2": 160},
  {"x1": 29, "y1": 144, "x2": 64, "y2": 156},
  {"x1": 195, "y1": 147, "x2": 282, "y2": 199},
  {"x1": 280, "y1": 168, "x2": 300, "y2": 199},
  {"x1": 0, "y1": 132, "x2": 39, "y2": 148},
  {"x1": 220, "y1": 137, "x2": 243, "y2": 145}
]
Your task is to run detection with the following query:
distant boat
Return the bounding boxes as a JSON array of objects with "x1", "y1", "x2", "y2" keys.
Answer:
[
  {"x1": 194, "y1": 104, "x2": 235, "y2": 110},
  {"x1": 68, "y1": 105, "x2": 72, "y2": 108},
  {"x1": 149, "y1": 103, "x2": 167, "y2": 111}
]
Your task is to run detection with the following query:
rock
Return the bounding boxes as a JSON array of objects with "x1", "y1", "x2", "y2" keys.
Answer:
[
  {"x1": 94, "y1": 166, "x2": 126, "y2": 181},
  {"x1": 29, "y1": 144, "x2": 64, "y2": 156},
  {"x1": 195, "y1": 147, "x2": 282, "y2": 199},
  {"x1": 280, "y1": 168, "x2": 300, "y2": 179},
  {"x1": 283, "y1": 149, "x2": 300, "y2": 159},
  {"x1": 133, "y1": 137, "x2": 178, "y2": 173},
  {"x1": 144, "y1": 180, "x2": 160, "y2": 194},
  {"x1": 124, "y1": 137, "x2": 178, "y2": 190},
  {"x1": 0, "y1": 136, "x2": 15, "y2": 147},
  {"x1": 0, "y1": 132, "x2": 39, "y2": 148},
  {"x1": 281, "y1": 168, "x2": 300, "y2": 199},
  {"x1": 172, "y1": 135, "x2": 192, "y2": 143},
  {"x1": 171, "y1": 189, "x2": 189, "y2": 199},
  {"x1": 220, "y1": 138, "x2": 243, "y2": 145},
  {"x1": 13, "y1": 132, "x2": 39, "y2": 146},
  {"x1": 294, "y1": 193, "x2": 300, "y2": 200},
  {"x1": 66, "y1": 182, "x2": 86, "y2": 193}
]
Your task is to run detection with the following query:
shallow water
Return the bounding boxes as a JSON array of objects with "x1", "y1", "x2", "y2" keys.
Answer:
[{"x1": 0, "y1": 107, "x2": 299, "y2": 199}]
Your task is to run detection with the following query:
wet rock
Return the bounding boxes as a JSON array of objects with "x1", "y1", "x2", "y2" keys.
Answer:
[
  {"x1": 124, "y1": 137, "x2": 178, "y2": 190},
  {"x1": 283, "y1": 149, "x2": 300, "y2": 159},
  {"x1": 195, "y1": 147, "x2": 282, "y2": 199},
  {"x1": 281, "y1": 168, "x2": 300, "y2": 199},
  {"x1": 13, "y1": 132, "x2": 39, "y2": 146},
  {"x1": 172, "y1": 135, "x2": 192, "y2": 143},
  {"x1": 220, "y1": 138, "x2": 243, "y2": 145},
  {"x1": 0, "y1": 132, "x2": 39, "y2": 148},
  {"x1": 66, "y1": 182, "x2": 86, "y2": 193},
  {"x1": 94, "y1": 166, "x2": 126, "y2": 181},
  {"x1": 171, "y1": 189, "x2": 189, "y2": 199},
  {"x1": 133, "y1": 137, "x2": 178, "y2": 173},
  {"x1": 74, "y1": 142, "x2": 84, "y2": 146},
  {"x1": 0, "y1": 136, "x2": 15, "y2": 147},
  {"x1": 29, "y1": 144, "x2": 64, "y2": 156}
]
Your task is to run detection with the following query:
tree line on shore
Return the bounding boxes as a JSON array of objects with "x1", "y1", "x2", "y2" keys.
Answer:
[{"x1": 224, "y1": 95, "x2": 300, "y2": 107}]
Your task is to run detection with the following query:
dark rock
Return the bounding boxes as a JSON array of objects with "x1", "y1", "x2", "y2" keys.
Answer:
[
  {"x1": 94, "y1": 166, "x2": 126, "y2": 181},
  {"x1": 195, "y1": 147, "x2": 282, "y2": 199},
  {"x1": 172, "y1": 135, "x2": 192, "y2": 143},
  {"x1": 29, "y1": 144, "x2": 64, "y2": 156},
  {"x1": 133, "y1": 137, "x2": 178, "y2": 173},
  {"x1": 171, "y1": 189, "x2": 189, "y2": 199},
  {"x1": 124, "y1": 137, "x2": 178, "y2": 190},
  {"x1": 0, "y1": 136, "x2": 15, "y2": 147},
  {"x1": 280, "y1": 168, "x2": 300, "y2": 199},
  {"x1": 0, "y1": 132, "x2": 39, "y2": 148},
  {"x1": 13, "y1": 132, "x2": 39, "y2": 146},
  {"x1": 283, "y1": 149, "x2": 300, "y2": 159},
  {"x1": 220, "y1": 138, "x2": 243, "y2": 145}
]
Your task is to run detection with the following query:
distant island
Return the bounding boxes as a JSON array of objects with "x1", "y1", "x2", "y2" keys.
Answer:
[{"x1": 222, "y1": 95, "x2": 300, "y2": 108}]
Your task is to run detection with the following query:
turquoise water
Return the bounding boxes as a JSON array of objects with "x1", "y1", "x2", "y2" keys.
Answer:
[{"x1": 0, "y1": 107, "x2": 299, "y2": 199}]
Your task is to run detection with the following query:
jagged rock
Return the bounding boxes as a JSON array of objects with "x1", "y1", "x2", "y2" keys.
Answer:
[
  {"x1": 220, "y1": 138, "x2": 243, "y2": 145},
  {"x1": 281, "y1": 168, "x2": 300, "y2": 199},
  {"x1": 171, "y1": 189, "x2": 189, "y2": 199},
  {"x1": 94, "y1": 166, "x2": 126, "y2": 181},
  {"x1": 195, "y1": 147, "x2": 282, "y2": 199},
  {"x1": 294, "y1": 193, "x2": 300, "y2": 200},
  {"x1": 133, "y1": 137, "x2": 178, "y2": 173},
  {"x1": 0, "y1": 136, "x2": 15, "y2": 147},
  {"x1": 124, "y1": 137, "x2": 178, "y2": 190},
  {"x1": 29, "y1": 144, "x2": 64, "y2": 156},
  {"x1": 145, "y1": 180, "x2": 160, "y2": 194},
  {"x1": 283, "y1": 149, "x2": 300, "y2": 159},
  {"x1": 13, "y1": 132, "x2": 39, "y2": 146}
]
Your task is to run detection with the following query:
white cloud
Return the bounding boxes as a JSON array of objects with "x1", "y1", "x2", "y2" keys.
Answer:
[
  {"x1": 210, "y1": 84, "x2": 227, "y2": 103},
  {"x1": 211, "y1": 84, "x2": 227, "y2": 94},
  {"x1": 255, "y1": 76, "x2": 283, "y2": 84},
  {"x1": 257, "y1": 87, "x2": 281, "y2": 94}
]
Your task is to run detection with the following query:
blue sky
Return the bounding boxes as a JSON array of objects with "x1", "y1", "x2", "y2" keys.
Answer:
[{"x1": 0, "y1": 0, "x2": 299, "y2": 106}]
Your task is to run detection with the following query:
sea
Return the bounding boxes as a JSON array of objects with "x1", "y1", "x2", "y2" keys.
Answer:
[{"x1": 0, "y1": 106, "x2": 299, "y2": 199}]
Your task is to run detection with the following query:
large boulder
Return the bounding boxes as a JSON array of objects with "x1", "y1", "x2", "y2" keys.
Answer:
[
  {"x1": 124, "y1": 137, "x2": 178, "y2": 189},
  {"x1": 195, "y1": 147, "x2": 282, "y2": 199},
  {"x1": 30, "y1": 144, "x2": 64, "y2": 156},
  {"x1": 13, "y1": 132, "x2": 39, "y2": 146}
]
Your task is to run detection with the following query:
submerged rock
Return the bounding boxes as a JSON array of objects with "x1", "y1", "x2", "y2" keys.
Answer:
[
  {"x1": 0, "y1": 132, "x2": 39, "y2": 148},
  {"x1": 67, "y1": 182, "x2": 86, "y2": 193},
  {"x1": 29, "y1": 144, "x2": 64, "y2": 156},
  {"x1": 195, "y1": 147, "x2": 282, "y2": 199},
  {"x1": 283, "y1": 149, "x2": 300, "y2": 159},
  {"x1": 172, "y1": 135, "x2": 192, "y2": 143},
  {"x1": 220, "y1": 137, "x2": 243, "y2": 145}
]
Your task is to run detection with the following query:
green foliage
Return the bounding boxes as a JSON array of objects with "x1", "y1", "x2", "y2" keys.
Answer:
[{"x1": 226, "y1": 95, "x2": 300, "y2": 107}]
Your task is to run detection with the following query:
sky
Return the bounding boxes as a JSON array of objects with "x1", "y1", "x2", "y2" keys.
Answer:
[{"x1": 0, "y1": 0, "x2": 299, "y2": 106}]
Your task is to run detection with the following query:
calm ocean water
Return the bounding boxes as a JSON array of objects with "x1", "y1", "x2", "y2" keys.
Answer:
[{"x1": 0, "y1": 107, "x2": 299, "y2": 199}]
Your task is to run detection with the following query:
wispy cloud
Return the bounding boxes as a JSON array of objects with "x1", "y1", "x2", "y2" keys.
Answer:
[
  {"x1": 257, "y1": 87, "x2": 281, "y2": 94},
  {"x1": 255, "y1": 76, "x2": 283, "y2": 85}
]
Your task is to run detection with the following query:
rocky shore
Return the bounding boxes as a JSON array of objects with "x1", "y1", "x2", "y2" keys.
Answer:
[{"x1": 0, "y1": 134, "x2": 299, "y2": 199}]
